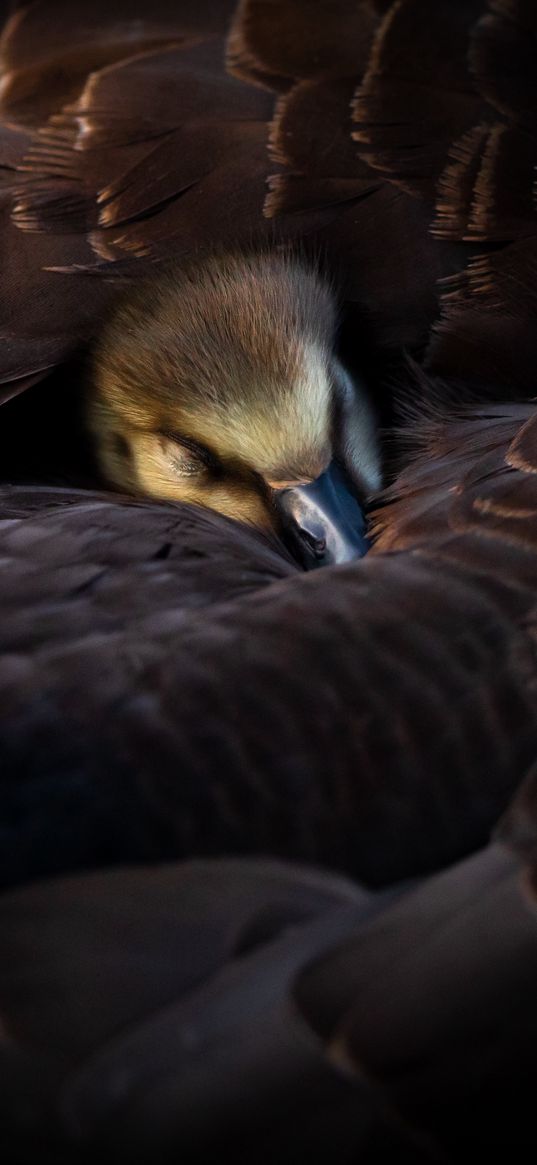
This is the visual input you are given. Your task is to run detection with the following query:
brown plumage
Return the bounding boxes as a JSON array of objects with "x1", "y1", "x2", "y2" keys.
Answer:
[
  {"x1": 2, "y1": 0, "x2": 533, "y2": 401},
  {"x1": 299, "y1": 843, "x2": 537, "y2": 1161},
  {"x1": 0, "y1": 856, "x2": 449, "y2": 1163},
  {"x1": 2, "y1": 1, "x2": 537, "y2": 1160},
  {"x1": 1, "y1": 845, "x2": 536, "y2": 1163},
  {"x1": 0, "y1": 0, "x2": 536, "y2": 958},
  {"x1": 2, "y1": 399, "x2": 537, "y2": 890}
]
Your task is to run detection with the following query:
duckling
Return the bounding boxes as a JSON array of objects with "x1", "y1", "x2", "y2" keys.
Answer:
[{"x1": 87, "y1": 251, "x2": 381, "y2": 569}]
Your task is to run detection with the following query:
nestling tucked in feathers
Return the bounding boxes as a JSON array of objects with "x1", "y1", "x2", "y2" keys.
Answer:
[{"x1": 88, "y1": 252, "x2": 381, "y2": 566}]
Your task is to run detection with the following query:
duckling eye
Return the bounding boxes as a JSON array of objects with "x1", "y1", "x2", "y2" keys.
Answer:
[
  {"x1": 159, "y1": 431, "x2": 220, "y2": 478},
  {"x1": 174, "y1": 456, "x2": 201, "y2": 477}
]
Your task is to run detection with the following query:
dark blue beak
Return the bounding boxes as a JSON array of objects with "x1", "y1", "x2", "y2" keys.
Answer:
[{"x1": 275, "y1": 460, "x2": 369, "y2": 570}]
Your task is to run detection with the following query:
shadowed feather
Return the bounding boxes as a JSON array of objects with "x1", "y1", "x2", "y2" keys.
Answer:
[
  {"x1": 298, "y1": 844, "x2": 537, "y2": 1160},
  {"x1": 1, "y1": 1, "x2": 537, "y2": 1159},
  {"x1": 0, "y1": 858, "x2": 444, "y2": 1164},
  {"x1": 2, "y1": 399, "x2": 537, "y2": 889}
]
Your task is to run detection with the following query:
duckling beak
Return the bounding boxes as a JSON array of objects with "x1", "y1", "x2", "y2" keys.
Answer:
[{"x1": 274, "y1": 460, "x2": 369, "y2": 570}]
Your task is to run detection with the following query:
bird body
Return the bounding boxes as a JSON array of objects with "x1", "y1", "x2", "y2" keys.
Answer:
[
  {"x1": 1, "y1": 1, "x2": 537, "y2": 1159},
  {"x1": 0, "y1": 0, "x2": 537, "y2": 920}
]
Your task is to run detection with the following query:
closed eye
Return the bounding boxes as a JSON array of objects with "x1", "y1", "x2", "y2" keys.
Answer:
[{"x1": 159, "y1": 431, "x2": 222, "y2": 475}]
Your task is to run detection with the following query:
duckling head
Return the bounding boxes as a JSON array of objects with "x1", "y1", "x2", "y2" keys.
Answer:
[{"x1": 88, "y1": 251, "x2": 381, "y2": 568}]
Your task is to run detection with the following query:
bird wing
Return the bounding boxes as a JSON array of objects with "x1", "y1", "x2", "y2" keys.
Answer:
[
  {"x1": 3, "y1": 0, "x2": 537, "y2": 397},
  {"x1": 0, "y1": 858, "x2": 411, "y2": 1164},
  {"x1": 297, "y1": 842, "x2": 537, "y2": 1160},
  {"x1": 1, "y1": 844, "x2": 535, "y2": 1161},
  {"x1": 0, "y1": 0, "x2": 535, "y2": 884},
  {"x1": 2, "y1": 4, "x2": 537, "y2": 1158},
  {"x1": 2, "y1": 399, "x2": 537, "y2": 890}
]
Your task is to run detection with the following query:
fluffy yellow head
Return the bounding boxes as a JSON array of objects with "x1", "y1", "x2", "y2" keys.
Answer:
[{"x1": 88, "y1": 252, "x2": 380, "y2": 528}]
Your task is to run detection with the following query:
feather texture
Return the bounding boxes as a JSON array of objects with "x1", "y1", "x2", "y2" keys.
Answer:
[
  {"x1": 1, "y1": 846, "x2": 536, "y2": 1161},
  {"x1": 1, "y1": 3, "x2": 537, "y2": 1159},
  {"x1": 3, "y1": 401, "x2": 537, "y2": 890},
  {"x1": 0, "y1": 857, "x2": 443, "y2": 1163},
  {"x1": 1, "y1": 0, "x2": 537, "y2": 395},
  {"x1": 298, "y1": 844, "x2": 537, "y2": 1159}
]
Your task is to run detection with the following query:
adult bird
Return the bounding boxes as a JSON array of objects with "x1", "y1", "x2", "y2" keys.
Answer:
[
  {"x1": 0, "y1": 1, "x2": 537, "y2": 888},
  {"x1": 2, "y1": 2, "x2": 537, "y2": 1160}
]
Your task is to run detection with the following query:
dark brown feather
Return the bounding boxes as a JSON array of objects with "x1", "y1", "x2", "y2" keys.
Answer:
[
  {"x1": 1, "y1": 5, "x2": 537, "y2": 1159},
  {"x1": 352, "y1": 0, "x2": 486, "y2": 199},
  {"x1": 297, "y1": 844, "x2": 537, "y2": 1159},
  {"x1": 2, "y1": 404, "x2": 537, "y2": 889},
  {"x1": 0, "y1": 858, "x2": 440, "y2": 1164},
  {"x1": 0, "y1": 1, "x2": 536, "y2": 891},
  {"x1": 0, "y1": 0, "x2": 232, "y2": 128}
]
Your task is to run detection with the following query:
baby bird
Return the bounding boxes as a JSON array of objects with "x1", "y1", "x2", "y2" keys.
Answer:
[{"x1": 88, "y1": 251, "x2": 381, "y2": 568}]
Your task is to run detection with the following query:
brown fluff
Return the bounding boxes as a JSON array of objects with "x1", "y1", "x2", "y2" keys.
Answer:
[
  {"x1": 88, "y1": 248, "x2": 381, "y2": 526},
  {"x1": 89, "y1": 252, "x2": 338, "y2": 526}
]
